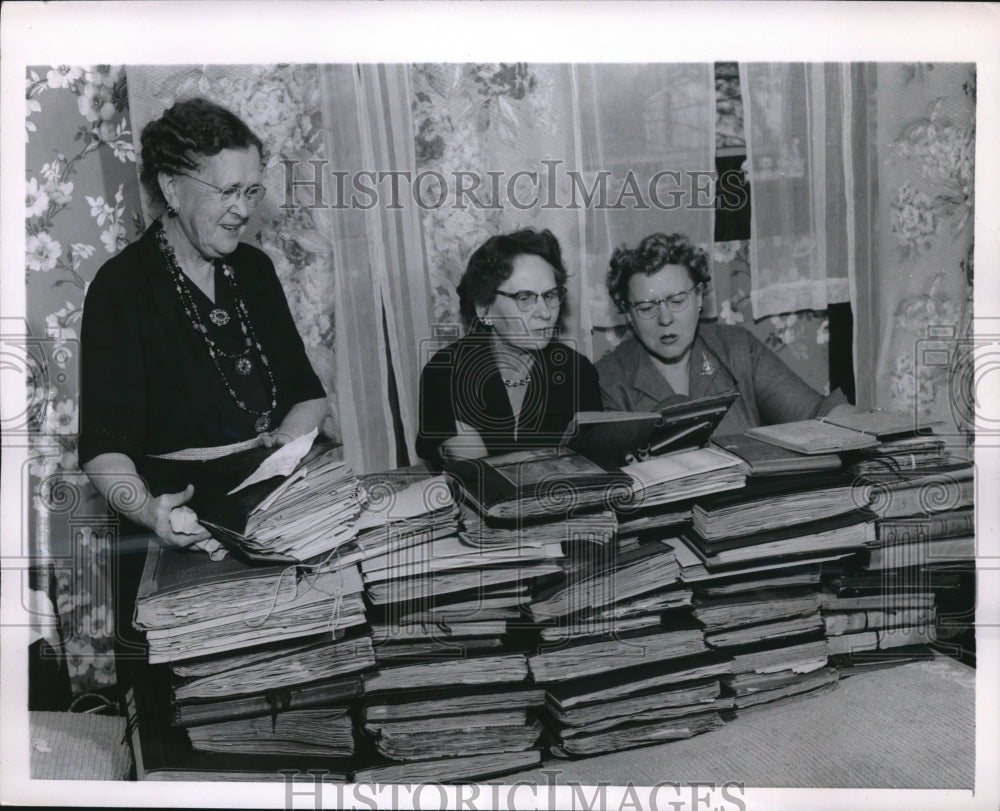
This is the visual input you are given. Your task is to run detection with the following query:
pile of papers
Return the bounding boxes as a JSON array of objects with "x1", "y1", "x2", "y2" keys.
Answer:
[{"x1": 134, "y1": 546, "x2": 368, "y2": 663}]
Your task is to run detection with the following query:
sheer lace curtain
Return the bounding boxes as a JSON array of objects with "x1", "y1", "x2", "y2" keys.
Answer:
[
  {"x1": 316, "y1": 65, "x2": 431, "y2": 473},
  {"x1": 740, "y1": 63, "x2": 856, "y2": 320},
  {"x1": 573, "y1": 64, "x2": 717, "y2": 330}
]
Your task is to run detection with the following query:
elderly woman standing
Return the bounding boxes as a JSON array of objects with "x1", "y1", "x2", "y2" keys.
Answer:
[
  {"x1": 597, "y1": 232, "x2": 853, "y2": 435},
  {"x1": 79, "y1": 98, "x2": 327, "y2": 675},
  {"x1": 416, "y1": 228, "x2": 602, "y2": 466}
]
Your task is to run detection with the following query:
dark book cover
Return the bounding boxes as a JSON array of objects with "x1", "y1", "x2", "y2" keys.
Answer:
[
  {"x1": 445, "y1": 447, "x2": 632, "y2": 521},
  {"x1": 713, "y1": 629, "x2": 827, "y2": 660},
  {"x1": 853, "y1": 461, "x2": 974, "y2": 519},
  {"x1": 711, "y1": 433, "x2": 842, "y2": 476},
  {"x1": 563, "y1": 391, "x2": 739, "y2": 467},
  {"x1": 693, "y1": 563, "x2": 823, "y2": 595},
  {"x1": 822, "y1": 567, "x2": 964, "y2": 595},
  {"x1": 548, "y1": 676, "x2": 723, "y2": 725},
  {"x1": 362, "y1": 683, "x2": 546, "y2": 716},
  {"x1": 822, "y1": 409, "x2": 940, "y2": 439},
  {"x1": 362, "y1": 652, "x2": 531, "y2": 694},
  {"x1": 561, "y1": 412, "x2": 663, "y2": 468},
  {"x1": 545, "y1": 710, "x2": 724, "y2": 757},
  {"x1": 135, "y1": 542, "x2": 298, "y2": 608}
]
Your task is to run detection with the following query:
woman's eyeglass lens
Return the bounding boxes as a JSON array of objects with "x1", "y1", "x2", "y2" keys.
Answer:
[
  {"x1": 495, "y1": 287, "x2": 565, "y2": 313},
  {"x1": 629, "y1": 286, "x2": 699, "y2": 319},
  {"x1": 178, "y1": 172, "x2": 266, "y2": 206}
]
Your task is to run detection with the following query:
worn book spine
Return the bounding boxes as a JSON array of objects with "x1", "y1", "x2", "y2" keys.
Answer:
[
  {"x1": 172, "y1": 676, "x2": 364, "y2": 727},
  {"x1": 866, "y1": 536, "x2": 975, "y2": 570},
  {"x1": 124, "y1": 663, "x2": 357, "y2": 781},
  {"x1": 878, "y1": 509, "x2": 974, "y2": 543}
]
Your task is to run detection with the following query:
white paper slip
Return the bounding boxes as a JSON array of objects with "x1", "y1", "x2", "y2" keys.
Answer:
[{"x1": 228, "y1": 428, "x2": 318, "y2": 495}]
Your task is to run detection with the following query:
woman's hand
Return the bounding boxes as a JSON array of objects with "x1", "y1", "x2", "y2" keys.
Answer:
[
  {"x1": 439, "y1": 420, "x2": 489, "y2": 462},
  {"x1": 260, "y1": 430, "x2": 294, "y2": 448},
  {"x1": 263, "y1": 398, "x2": 328, "y2": 448},
  {"x1": 152, "y1": 484, "x2": 227, "y2": 560},
  {"x1": 83, "y1": 453, "x2": 227, "y2": 560}
]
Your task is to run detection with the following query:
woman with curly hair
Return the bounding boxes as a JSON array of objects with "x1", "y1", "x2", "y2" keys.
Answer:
[
  {"x1": 597, "y1": 232, "x2": 852, "y2": 435},
  {"x1": 416, "y1": 228, "x2": 602, "y2": 465}
]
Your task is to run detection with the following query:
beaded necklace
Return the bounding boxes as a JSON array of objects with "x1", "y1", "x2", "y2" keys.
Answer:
[
  {"x1": 154, "y1": 220, "x2": 277, "y2": 433},
  {"x1": 502, "y1": 373, "x2": 531, "y2": 388}
]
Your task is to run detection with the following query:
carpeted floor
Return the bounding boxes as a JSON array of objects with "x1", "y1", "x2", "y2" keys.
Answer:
[
  {"x1": 30, "y1": 710, "x2": 132, "y2": 781},
  {"x1": 506, "y1": 656, "x2": 975, "y2": 788},
  {"x1": 27, "y1": 656, "x2": 974, "y2": 788}
]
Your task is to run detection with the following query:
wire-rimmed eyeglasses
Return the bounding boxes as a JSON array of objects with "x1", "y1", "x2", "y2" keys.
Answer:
[
  {"x1": 628, "y1": 284, "x2": 700, "y2": 319},
  {"x1": 177, "y1": 172, "x2": 267, "y2": 207},
  {"x1": 494, "y1": 286, "x2": 566, "y2": 313}
]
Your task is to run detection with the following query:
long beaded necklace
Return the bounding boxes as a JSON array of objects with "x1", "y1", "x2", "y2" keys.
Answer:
[{"x1": 154, "y1": 220, "x2": 277, "y2": 433}]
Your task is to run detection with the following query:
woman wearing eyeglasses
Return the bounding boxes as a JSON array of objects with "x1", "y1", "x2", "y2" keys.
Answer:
[
  {"x1": 79, "y1": 98, "x2": 327, "y2": 670},
  {"x1": 416, "y1": 228, "x2": 602, "y2": 466},
  {"x1": 596, "y1": 232, "x2": 850, "y2": 435}
]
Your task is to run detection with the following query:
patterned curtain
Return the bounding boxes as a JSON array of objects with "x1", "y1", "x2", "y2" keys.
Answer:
[
  {"x1": 25, "y1": 65, "x2": 142, "y2": 693},
  {"x1": 410, "y1": 64, "x2": 591, "y2": 354},
  {"x1": 871, "y1": 63, "x2": 975, "y2": 443}
]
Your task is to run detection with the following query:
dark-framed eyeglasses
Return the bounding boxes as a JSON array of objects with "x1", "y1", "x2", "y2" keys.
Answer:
[
  {"x1": 494, "y1": 286, "x2": 566, "y2": 313},
  {"x1": 176, "y1": 172, "x2": 266, "y2": 207},
  {"x1": 628, "y1": 284, "x2": 700, "y2": 319}
]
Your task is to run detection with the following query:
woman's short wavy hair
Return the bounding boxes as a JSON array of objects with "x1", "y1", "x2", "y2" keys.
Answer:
[
  {"x1": 139, "y1": 97, "x2": 265, "y2": 208},
  {"x1": 606, "y1": 232, "x2": 711, "y2": 311},
  {"x1": 457, "y1": 228, "x2": 570, "y2": 330}
]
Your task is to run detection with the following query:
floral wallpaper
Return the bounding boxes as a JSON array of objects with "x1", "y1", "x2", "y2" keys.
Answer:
[
  {"x1": 25, "y1": 65, "x2": 142, "y2": 693},
  {"x1": 875, "y1": 64, "x2": 974, "y2": 442}
]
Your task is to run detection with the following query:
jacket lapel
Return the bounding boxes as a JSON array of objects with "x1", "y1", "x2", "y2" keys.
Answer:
[{"x1": 628, "y1": 340, "x2": 679, "y2": 409}]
